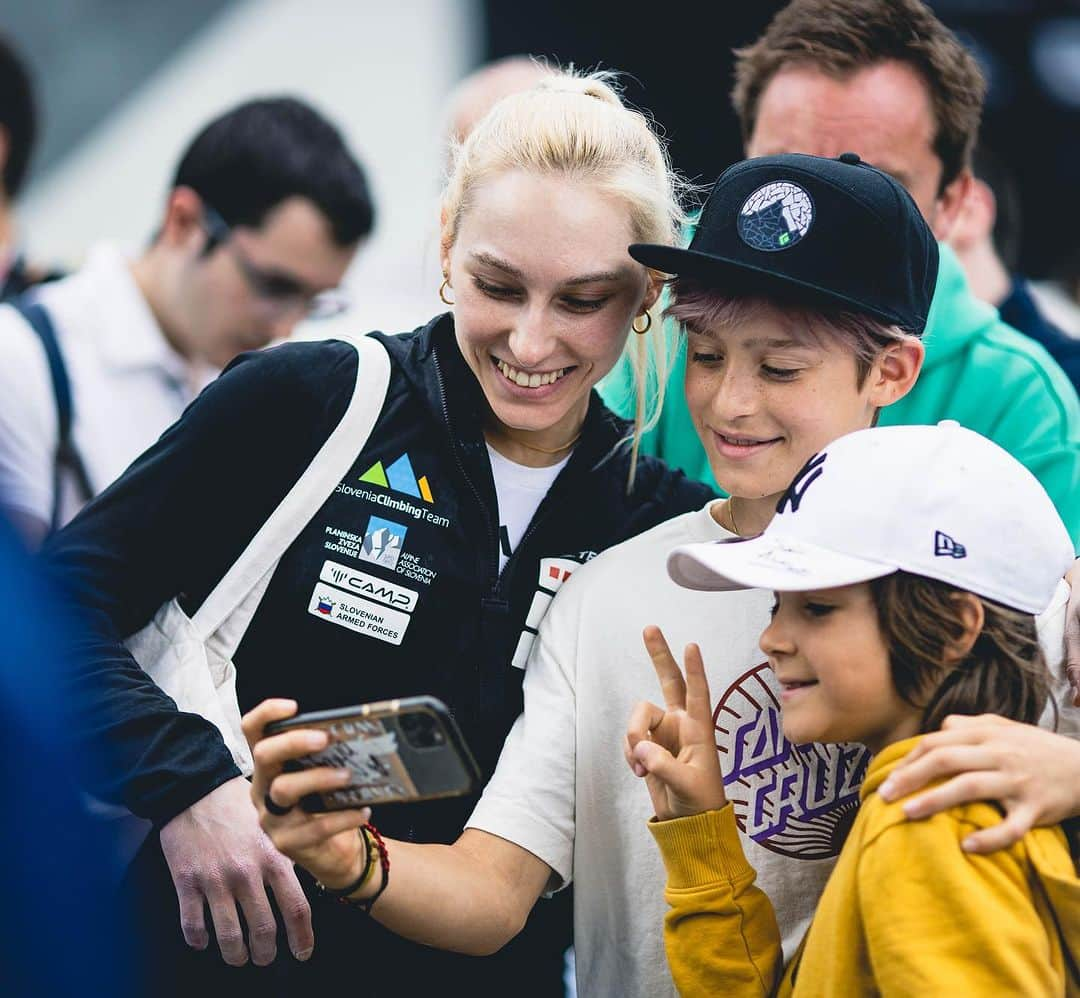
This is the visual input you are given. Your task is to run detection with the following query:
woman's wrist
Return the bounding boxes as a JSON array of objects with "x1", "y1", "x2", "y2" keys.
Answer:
[
  {"x1": 348, "y1": 838, "x2": 384, "y2": 902},
  {"x1": 317, "y1": 829, "x2": 374, "y2": 894}
]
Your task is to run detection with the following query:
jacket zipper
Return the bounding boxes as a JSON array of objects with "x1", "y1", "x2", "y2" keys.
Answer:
[
  {"x1": 496, "y1": 489, "x2": 559, "y2": 596},
  {"x1": 432, "y1": 351, "x2": 501, "y2": 596}
]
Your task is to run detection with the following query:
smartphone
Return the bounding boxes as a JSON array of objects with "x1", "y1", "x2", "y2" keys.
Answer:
[{"x1": 264, "y1": 695, "x2": 481, "y2": 811}]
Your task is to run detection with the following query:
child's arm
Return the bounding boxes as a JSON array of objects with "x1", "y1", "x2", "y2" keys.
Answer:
[
  {"x1": 858, "y1": 809, "x2": 1064, "y2": 995},
  {"x1": 648, "y1": 806, "x2": 783, "y2": 997},
  {"x1": 624, "y1": 628, "x2": 729, "y2": 820},
  {"x1": 626, "y1": 628, "x2": 784, "y2": 996}
]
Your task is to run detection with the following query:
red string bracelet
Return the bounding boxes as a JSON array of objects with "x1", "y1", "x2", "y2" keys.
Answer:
[
  {"x1": 349, "y1": 822, "x2": 390, "y2": 914},
  {"x1": 316, "y1": 825, "x2": 376, "y2": 900}
]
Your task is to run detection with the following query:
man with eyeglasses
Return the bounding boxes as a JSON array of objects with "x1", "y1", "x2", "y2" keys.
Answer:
[{"x1": 0, "y1": 97, "x2": 374, "y2": 546}]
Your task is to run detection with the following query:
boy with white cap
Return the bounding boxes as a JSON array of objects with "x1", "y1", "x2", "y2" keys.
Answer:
[{"x1": 630, "y1": 420, "x2": 1079, "y2": 995}]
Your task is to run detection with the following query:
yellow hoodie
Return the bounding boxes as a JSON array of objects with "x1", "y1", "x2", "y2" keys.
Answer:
[{"x1": 650, "y1": 735, "x2": 1080, "y2": 996}]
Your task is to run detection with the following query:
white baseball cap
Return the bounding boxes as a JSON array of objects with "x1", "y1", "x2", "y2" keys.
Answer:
[{"x1": 667, "y1": 421, "x2": 1075, "y2": 615}]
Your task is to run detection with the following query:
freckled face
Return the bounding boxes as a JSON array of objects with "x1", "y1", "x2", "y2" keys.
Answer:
[
  {"x1": 444, "y1": 170, "x2": 654, "y2": 436},
  {"x1": 760, "y1": 584, "x2": 921, "y2": 753},
  {"x1": 684, "y1": 308, "x2": 879, "y2": 502}
]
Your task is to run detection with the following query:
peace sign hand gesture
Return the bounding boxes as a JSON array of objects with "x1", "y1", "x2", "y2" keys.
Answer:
[{"x1": 624, "y1": 626, "x2": 728, "y2": 822}]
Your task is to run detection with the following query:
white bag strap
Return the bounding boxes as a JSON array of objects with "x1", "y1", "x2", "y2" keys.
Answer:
[{"x1": 191, "y1": 334, "x2": 391, "y2": 640}]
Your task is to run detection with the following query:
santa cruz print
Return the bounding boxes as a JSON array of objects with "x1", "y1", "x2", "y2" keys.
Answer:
[{"x1": 715, "y1": 662, "x2": 868, "y2": 859}]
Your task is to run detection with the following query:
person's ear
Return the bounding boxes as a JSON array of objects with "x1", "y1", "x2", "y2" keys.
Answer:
[
  {"x1": 866, "y1": 337, "x2": 925, "y2": 410},
  {"x1": 159, "y1": 186, "x2": 208, "y2": 252},
  {"x1": 439, "y1": 205, "x2": 454, "y2": 284},
  {"x1": 928, "y1": 167, "x2": 974, "y2": 242},
  {"x1": 945, "y1": 592, "x2": 985, "y2": 662},
  {"x1": 641, "y1": 268, "x2": 664, "y2": 312},
  {"x1": 947, "y1": 178, "x2": 996, "y2": 254}
]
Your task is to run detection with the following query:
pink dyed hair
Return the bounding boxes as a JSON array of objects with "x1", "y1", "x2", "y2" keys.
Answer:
[{"x1": 665, "y1": 278, "x2": 915, "y2": 387}]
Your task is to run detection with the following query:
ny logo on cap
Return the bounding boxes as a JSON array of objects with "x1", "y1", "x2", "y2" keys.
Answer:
[
  {"x1": 776, "y1": 453, "x2": 826, "y2": 516},
  {"x1": 934, "y1": 531, "x2": 967, "y2": 559}
]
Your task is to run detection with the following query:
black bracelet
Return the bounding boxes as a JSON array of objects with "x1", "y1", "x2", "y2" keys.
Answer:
[
  {"x1": 316, "y1": 827, "x2": 375, "y2": 900},
  {"x1": 352, "y1": 822, "x2": 390, "y2": 914}
]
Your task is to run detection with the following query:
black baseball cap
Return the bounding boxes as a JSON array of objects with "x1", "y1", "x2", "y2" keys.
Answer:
[{"x1": 629, "y1": 152, "x2": 939, "y2": 334}]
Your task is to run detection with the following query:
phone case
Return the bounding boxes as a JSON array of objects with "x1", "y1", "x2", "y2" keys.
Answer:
[{"x1": 266, "y1": 696, "x2": 481, "y2": 811}]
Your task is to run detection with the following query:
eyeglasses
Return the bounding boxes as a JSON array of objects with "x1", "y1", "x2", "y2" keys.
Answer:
[{"x1": 201, "y1": 204, "x2": 350, "y2": 321}]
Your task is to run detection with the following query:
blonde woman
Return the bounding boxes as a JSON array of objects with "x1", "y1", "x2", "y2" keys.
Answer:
[{"x1": 46, "y1": 73, "x2": 710, "y2": 996}]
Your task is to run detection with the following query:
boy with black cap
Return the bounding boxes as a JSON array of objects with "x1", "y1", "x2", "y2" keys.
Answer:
[
  {"x1": 601, "y1": 0, "x2": 1080, "y2": 544},
  {"x1": 242, "y1": 153, "x2": 1071, "y2": 998}
]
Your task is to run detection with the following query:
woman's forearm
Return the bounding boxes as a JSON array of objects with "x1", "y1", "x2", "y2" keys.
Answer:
[{"x1": 368, "y1": 828, "x2": 552, "y2": 956}]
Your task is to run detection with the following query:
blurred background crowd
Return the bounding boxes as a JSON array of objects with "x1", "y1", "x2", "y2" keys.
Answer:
[{"x1": 7, "y1": 1, "x2": 1080, "y2": 340}]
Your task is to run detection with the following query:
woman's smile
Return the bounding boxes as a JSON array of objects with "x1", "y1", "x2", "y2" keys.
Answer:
[{"x1": 493, "y1": 355, "x2": 576, "y2": 390}]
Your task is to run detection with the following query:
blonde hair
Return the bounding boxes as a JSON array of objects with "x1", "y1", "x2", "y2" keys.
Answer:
[{"x1": 441, "y1": 67, "x2": 688, "y2": 482}]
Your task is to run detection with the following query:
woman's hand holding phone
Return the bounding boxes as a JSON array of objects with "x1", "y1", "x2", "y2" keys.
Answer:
[
  {"x1": 242, "y1": 699, "x2": 375, "y2": 893},
  {"x1": 624, "y1": 626, "x2": 728, "y2": 821}
]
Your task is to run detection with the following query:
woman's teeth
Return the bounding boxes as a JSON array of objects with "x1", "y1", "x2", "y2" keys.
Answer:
[
  {"x1": 496, "y1": 359, "x2": 568, "y2": 388},
  {"x1": 720, "y1": 433, "x2": 770, "y2": 446}
]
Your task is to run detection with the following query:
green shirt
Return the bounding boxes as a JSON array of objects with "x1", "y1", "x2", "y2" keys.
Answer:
[{"x1": 601, "y1": 244, "x2": 1080, "y2": 542}]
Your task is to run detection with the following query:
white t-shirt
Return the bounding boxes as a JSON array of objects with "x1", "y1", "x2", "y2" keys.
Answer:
[
  {"x1": 0, "y1": 243, "x2": 215, "y2": 529},
  {"x1": 467, "y1": 501, "x2": 1073, "y2": 998},
  {"x1": 486, "y1": 444, "x2": 569, "y2": 575}
]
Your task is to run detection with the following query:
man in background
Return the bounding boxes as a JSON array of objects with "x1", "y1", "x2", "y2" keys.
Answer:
[
  {"x1": 0, "y1": 96, "x2": 374, "y2": 545},
  {"x1": 602, "y1": 0, "x2": 1080, "y2": 539},
  {"x1": 444, "y1": 54, "x2": 554, "y2": 147},
  {"x1": 948, "y1": 145, "x2": 1080, "y2": 391}
]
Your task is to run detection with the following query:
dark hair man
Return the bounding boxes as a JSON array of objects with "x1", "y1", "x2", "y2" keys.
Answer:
[
  {"x1": 0, "y1": 97, "x2": 374, "y2": 545},
  {"x1": 601, "y1": 0, "x2": 1080, "y2": 540}
]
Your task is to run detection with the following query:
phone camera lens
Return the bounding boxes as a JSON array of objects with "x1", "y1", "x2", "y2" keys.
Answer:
[{"x1": 399, "y1": 712, "x2": 446, "y2": 750}]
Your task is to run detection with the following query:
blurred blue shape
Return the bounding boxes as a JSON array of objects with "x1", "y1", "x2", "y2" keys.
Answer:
[
  {"x1": 1032, "y1": 19, "x2": 1080, "y2": 108},
  {"x1": 0, "y1": 514, "x2": 133, "y2": 997}
]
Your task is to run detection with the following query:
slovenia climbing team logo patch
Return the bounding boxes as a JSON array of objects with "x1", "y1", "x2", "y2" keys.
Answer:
[
  {"x1": 359, "y1": 453, "x2": 434, "y2": 503},
  {"x1": 738, "y1": 181, "x2": 814, "y2": 252}
]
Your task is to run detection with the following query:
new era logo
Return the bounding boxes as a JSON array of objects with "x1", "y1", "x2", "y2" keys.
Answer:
[{"x1": 934, "y1": 531, "x2": 966, "y2": 559}]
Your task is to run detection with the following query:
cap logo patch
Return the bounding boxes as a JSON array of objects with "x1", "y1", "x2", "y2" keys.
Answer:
[
  {"x1": 934, "y1": 530, "x2": 967, "y2": 559},
  {"x1": 776, "y1": 452, "x2": 826, "y2": 515},
  {"x1": 738, "y1": 181, "x2": 814, "y2": 252}
]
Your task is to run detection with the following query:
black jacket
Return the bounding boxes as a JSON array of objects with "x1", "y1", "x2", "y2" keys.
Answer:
[
  {"x1": 44, "y1": 315, "x2": 714, "y2": 994},
  {"x1": 47, "y1": 313, "x2": 713, "y2": 830},
  {"x1": 999, "y1": 277, "x2": 1080, "y2": 395}
]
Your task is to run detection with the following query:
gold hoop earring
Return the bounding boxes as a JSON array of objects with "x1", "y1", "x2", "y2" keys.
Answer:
[
  {"x1": 632, "y1": 311, "x2": 652, "y2": 335},
  {"x1": 439, "y1": 277, "x2": 454, "y2": 306}
]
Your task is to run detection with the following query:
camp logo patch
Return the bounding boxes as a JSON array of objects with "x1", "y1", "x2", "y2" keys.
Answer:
[{"x1": 738, "y1": 181, "x2": 813, "y2": 252}]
